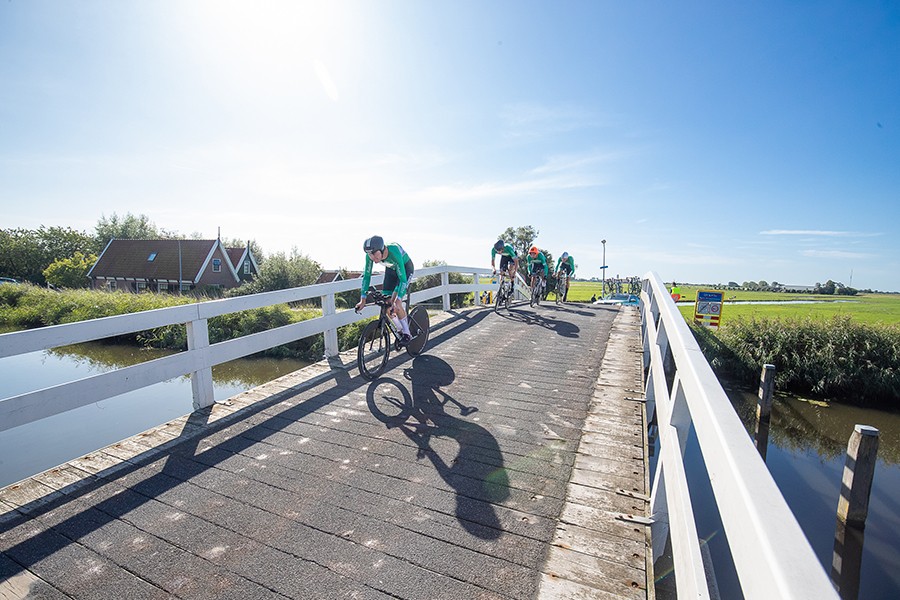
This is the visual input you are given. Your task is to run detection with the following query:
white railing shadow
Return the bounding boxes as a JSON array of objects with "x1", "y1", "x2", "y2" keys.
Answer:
[
  {"x1": 0, "y1": 265, "x2": 495, "y2": 433},
  {"x1": 641, "y1": 271, "x2": 837, "y2": 599}
]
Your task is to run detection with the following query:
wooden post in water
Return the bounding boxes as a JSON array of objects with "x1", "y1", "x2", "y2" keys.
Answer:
[
  {"x1": 754, "y1": 364, "x2": 775, "y2": 461},
  {"x1": 836, "y1": 425, "x2": 879, "y2": 526},
  {"x1": 831, "y1": 424, "x2": 879, "y2": 599}
]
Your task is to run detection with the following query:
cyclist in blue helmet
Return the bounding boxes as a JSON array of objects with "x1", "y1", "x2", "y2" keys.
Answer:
[{"x1": 554, "y1": 252, "x2": 575, "y2": 302}]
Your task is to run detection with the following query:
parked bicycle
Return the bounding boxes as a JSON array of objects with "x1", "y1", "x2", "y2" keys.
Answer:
[
  {"x1": 493, "y1": 269, "x2": 513, "y2": 313},
  {"x1": 356, "y1": 288, "x2": 430, "y2": 380}
]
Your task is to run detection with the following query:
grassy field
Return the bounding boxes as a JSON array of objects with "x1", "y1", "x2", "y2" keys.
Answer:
[
  {"x1": 673, "y1": 285, "x2": 900, "y2": 326},
  {"x1": 475, "y1": 278, "x2": 900, "y2": 326}
]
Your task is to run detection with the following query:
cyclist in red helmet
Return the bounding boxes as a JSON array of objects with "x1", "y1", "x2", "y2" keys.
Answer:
[{"x1": 356, "y1": 236, "x2": 415, "y2": 345}]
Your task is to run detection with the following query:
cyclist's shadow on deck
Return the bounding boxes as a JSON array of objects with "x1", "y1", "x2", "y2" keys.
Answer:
[
  {"x1": 501, "y1": 305, "x2": 581, "y2": 338},
  {"x1": 365, "y1": 355, "x2": 509, "y2": 539}
]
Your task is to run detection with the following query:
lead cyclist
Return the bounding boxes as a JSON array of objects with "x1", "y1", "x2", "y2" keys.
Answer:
[
  {"x1": 355, "y1": 235, "x2": 415, "y2": 345},
  {"x1": 491, "y1": 239, "x2": 519, "y2": 295}
]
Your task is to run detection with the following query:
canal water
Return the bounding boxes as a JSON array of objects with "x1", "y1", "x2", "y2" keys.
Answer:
[
  {"x1": 651, "y1": 388, "x2": 900, "y2": 599},
  {"x1": 0, "y1": 342, "x2": 310, "y2": 488}
]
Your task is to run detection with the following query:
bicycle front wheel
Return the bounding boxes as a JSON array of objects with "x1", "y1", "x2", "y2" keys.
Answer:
[
  {"x1": 494, "y1": 284, "x2": 504, "y2": 313},
  {"x1": 358, "y1": 320, "x2": 390, "y2": 380},
  {"x1": 406, "y1": 306, "x2": 430, "y2": 356}
]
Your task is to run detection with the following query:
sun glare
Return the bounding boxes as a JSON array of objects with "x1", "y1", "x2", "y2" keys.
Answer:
[{"x1": 179, "y1": 0, "x2": 358, "y2": 102}]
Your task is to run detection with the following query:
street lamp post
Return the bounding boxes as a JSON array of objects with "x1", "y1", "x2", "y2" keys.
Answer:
[{"x1": 601, "y1": 239, "x2": 606, "y2": 299}]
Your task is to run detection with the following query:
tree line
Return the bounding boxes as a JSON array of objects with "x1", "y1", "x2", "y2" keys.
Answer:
[
  {"x1": 0, "y1": 213, "x2": 313, "y2": 291},
  {"x1": 716, "y1": 280, "x2": 863, "y2": 295},
  {"x1": 2, "y1": 216, "x2": 556, "y2": 302}
]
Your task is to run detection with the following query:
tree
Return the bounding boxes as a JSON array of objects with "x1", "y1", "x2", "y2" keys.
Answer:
[
  {"x1": 498, "y1": 225, "x2": 539, "y2": 259},
  {"x1": 0, "y1": 226, "x2": 95, "y2": 285},
  {"x1": 226, "y1": 248, "x2": 320, "y2": 296},
  {"x1": 822, "y1": 280, "x2": 836, "y2": 295},
  {"x1": 410, "y1": 259, "x2": 470, "y2": 308},
  {"x1": 94, "y1": 213, "x2": 161, "y2": 248},
  {"x1": 43, "y1": 252, "x2": 97, "y2": 288}
]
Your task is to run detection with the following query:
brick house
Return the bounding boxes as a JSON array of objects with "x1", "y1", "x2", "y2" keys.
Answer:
[
  {"x1": 226, "y1": 243, "x2": 260, "y2": 283},
  {"x1": 87, "y1": 239, "x2": 258, "y2": 293}
]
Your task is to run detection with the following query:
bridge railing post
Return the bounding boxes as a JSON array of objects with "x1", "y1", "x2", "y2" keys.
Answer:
[
  {"x1": 186, "y1": 317, "x2": 215, "y2": 410},
  {"x1": 472, "y1": 271, "x2": 481, "y2": 305},
  {"x1": 441, "y1": 272, "x2": 450, "y2": 311},
  {"x1": 321, "y1": 292, "x2": 339, "y2": 358}
]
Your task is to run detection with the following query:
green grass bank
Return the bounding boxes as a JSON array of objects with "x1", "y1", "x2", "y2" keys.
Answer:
[
  {"x1": 0, "y1": 284, "x2": 369, "y2": 362},
  {"x1": 673, "y1": 286, "x2": 900, "y2": 405}
]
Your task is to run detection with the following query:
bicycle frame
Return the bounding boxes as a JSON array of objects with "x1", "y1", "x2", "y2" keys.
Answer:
[{"x1": 365, "y1": 289, "x2": 408, "y2": 345}]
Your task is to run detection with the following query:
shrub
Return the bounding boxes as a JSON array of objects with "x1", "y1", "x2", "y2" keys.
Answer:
[{"x1": 694, "y1": 315, "x2": 900, "y2": 405}]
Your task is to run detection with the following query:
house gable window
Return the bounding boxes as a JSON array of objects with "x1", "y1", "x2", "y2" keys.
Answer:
[
  {"x1": 212, "y1": 258, "x2": 221, "y2": 273},
  {"x1": 244, "y1": 260, "x2": 250, "y2": 275}
]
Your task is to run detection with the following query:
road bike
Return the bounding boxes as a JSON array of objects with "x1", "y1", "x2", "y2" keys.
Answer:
[
  {"x1": 356, "y1": 288, "x2": 430, "y2": 380},
  {"x1": 529, "y1": 273, "x2": 546, "y2": 307},
  {"x1": 493, "y1": 269, "x2": 513, "y2": 313},
  {"x1": 554, "y1": 271, "x2": 568, "y2": 305}
]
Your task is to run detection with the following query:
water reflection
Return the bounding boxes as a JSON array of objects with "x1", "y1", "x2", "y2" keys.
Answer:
[
  {"x1": 727, "y1": 388, "x2": 900, "y2": 465},
  {"x1": 46, "y1": 341, "x2": 310, "y2": 389},
  {"x1": 0, "y1": 342, "x2": 310, "y2": 487},
  {"x1": 727, "y1": 389, "x2": 900, "y2": 599}
]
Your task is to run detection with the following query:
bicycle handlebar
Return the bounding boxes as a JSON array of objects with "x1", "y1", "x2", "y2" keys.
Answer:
[{"x1": 355, "y1": 287, "x2": 395, "y2": 313}]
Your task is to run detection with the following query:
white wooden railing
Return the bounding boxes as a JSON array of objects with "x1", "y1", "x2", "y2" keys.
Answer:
[
  {"x1": 641, "y1": 271, "x2": 837, "y2": 599},
  {"x1": 0, "y1": 265, "x2": 495, "y2": 434}
]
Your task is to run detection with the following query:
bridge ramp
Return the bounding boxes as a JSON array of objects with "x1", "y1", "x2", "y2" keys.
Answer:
[{"x1": 1, "y1": 303, "x2": 648, "y2": 599}]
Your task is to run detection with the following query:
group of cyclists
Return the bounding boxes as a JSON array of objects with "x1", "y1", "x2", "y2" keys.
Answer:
[
  {"x1": 354, "y1": 235, "x2": 575, "y2": 348},
  {"x1": 490, "y1": 239, "x2": 574, "y2": 303}
]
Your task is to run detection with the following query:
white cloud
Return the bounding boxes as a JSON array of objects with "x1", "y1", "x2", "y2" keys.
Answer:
[
  {"x1": 760, "y1": 230, "x2": 882, "y2": 237},
  {"x1": 801, "y1": 250, "x2": 873, "y2": 260}
]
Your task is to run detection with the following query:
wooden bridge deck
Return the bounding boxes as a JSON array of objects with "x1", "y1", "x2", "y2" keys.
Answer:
[{"x1": 1, "y1": 302, "x2": 649, "y2": 600}]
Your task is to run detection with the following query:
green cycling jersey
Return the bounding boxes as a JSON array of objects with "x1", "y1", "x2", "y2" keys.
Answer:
[
  {"x1": 360, "y1": 242, "x2": 411, "y2": 298},
  {"x1": 491, "y1": 243, "x2": 517, "y2": 261},
  {"x1": 527, "y1": 252, "x2": 549, "y2": 276},
  {"x1": 555, "y1": 255, "x2": 575, "y2": 277}
]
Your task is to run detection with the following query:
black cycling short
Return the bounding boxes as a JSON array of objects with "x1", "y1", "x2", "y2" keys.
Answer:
[
  {"x1": 559, "y1": 263, "x2": 572, "y2": 276},
  {"x1": 499, "y1": 255, "x2": 515, "y2": 273},
  {"x1": 383, "y1": 259, "x2": 414, "y2": 296},
  {"x1": 530, "y1": 262, "x2": 545, "y2": 275}
]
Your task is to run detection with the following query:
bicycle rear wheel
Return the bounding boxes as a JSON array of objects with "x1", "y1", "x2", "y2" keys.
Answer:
[
  {"x1": 358, "y1": 320, "x2": 391, "y2": 380},
  {"x1": 406, "y1": 306, "x2": 430, "y2": 356}
]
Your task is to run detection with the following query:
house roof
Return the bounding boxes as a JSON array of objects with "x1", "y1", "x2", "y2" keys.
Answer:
[
  {"x1": 87, "y1": 239, "x2": 239, "y2": 283},
  {"x1": 225, "y1": 247, "x2": 245, "y2": 268},
  {"x1": 315, "y1": 271, "x2": 342, "y2": 284},
  {"x1": 315, "y1": 270, "x2": 364, "y2": 285}
]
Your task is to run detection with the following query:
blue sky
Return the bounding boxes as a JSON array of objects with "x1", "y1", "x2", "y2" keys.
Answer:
[{"x1": 2, "y1": 1, "x2": 899, "y2": 291}]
